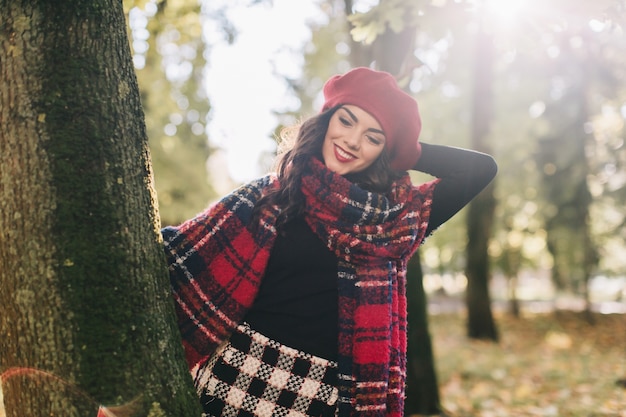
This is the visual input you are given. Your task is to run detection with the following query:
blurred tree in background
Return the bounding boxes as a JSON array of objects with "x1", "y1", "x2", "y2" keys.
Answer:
[
  {"x1": 464, "y1": 5, "x2": 499, "y2": 341},
  {"x1": 533, "y1": 1, "x2": 626, "y2": 318}
]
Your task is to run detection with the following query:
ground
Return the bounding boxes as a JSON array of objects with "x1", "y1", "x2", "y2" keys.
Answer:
[
  {"x1": 1, "y1": 309, "x2": 624, "y2": 417},
  {"x1": 428, "y1": 310, "x2": 626, "y2": 417}
]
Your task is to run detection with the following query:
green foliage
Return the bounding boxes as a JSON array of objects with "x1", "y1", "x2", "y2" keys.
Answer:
[
  {"x1": 147, "y1": 402, "x2": 167, "y2": 417},
  {"x1": 349, "y1": 0, "x2": 409, "y2": 44}
]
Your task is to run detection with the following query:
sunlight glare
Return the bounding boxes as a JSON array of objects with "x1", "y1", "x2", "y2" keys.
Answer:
[
  {"x1": 352, "y1": 0, "x2": 379, "y2": 14},
  {"x1": 589, "y1": 19, "x2": 607, "y2": 32},
  {"x1": 482, "y1": 0, "x2": 527, "y2": 27},
  {"x1": 484, "y1": 0, "x2": 524, "y2": 18}
]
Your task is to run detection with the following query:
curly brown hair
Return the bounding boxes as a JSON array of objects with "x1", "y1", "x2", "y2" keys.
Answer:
[{"x1": 251, "y1": 105, "x2": 403, "y2": 231}]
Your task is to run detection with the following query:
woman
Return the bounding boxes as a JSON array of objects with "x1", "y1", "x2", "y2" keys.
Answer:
[{"x1": 162, "y1": 67, "x2": 497, "y2": 417}]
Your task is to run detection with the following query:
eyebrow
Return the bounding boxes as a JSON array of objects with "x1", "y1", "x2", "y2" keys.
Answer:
[{"x1": 341, "y1": 106, "x2": 386, "y2": 136}]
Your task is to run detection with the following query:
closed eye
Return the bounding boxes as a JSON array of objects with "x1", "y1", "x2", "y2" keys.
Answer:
[
  {"x1": 338, "y1": 106, "x2": 386, "y2": 145},
  {"x1": 339, "y1": 116, "x2": 352, "y2": 127}
]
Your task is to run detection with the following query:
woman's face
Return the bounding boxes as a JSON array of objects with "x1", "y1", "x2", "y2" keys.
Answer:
[{"x1": 322, "y1": 105, "x2": 386, "y2": 175}]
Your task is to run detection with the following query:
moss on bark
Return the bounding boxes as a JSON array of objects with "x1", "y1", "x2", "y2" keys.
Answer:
[{"x1": 0, "y1": 1, "x2": 202, "y2": 416}]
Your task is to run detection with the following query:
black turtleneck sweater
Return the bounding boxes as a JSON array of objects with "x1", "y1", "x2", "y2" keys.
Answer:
[{"x1": 243, "y1": 143, "x2": 497, "y2": 360}]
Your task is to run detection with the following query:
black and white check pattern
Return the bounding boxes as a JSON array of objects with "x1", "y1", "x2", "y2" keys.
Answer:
[{"x1": 194, "y1": 322, "x2": 338, "y2": 417}]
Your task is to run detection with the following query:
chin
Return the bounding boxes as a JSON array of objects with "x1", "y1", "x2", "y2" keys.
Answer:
[{"x1": 328, "y1": 165, "x2": 352, "y2": 176}]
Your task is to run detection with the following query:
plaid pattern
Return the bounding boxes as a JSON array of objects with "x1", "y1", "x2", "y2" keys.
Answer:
[
  {"x1": 163, "y1": 158, "x2": 438, "y2": 416},
  {"x1": 194, "y1": 323, "x2": 338, "y2": 417},
  {"x1": 163, "y1": 175, "x2": 281, "y2": 368},
  {"x1": 301, "y1": 159, "x2": 438, "y2": 416}
]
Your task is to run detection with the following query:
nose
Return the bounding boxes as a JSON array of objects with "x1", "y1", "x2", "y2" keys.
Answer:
[{"x1": 343, "y1": 132, "x2": 361, "y2": 151}]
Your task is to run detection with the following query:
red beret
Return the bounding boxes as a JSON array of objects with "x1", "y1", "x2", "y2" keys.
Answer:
[{"x1": 322, "y1": 67, "x2": 422, "y2": 171}]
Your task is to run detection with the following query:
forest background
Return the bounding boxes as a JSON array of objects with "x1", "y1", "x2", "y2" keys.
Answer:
[
  {"x1": 129, "y1": 0, "x2": 626, "y2": 414},
  {"x1": 138, "y1": 0, "x2": 626, "y2": 308},
  {"x1": 1, "y1": 0, "x2": 625, "y2": 416},
  {"x1": 132, "y1": 0, "x2": 626, "y2": 414}
]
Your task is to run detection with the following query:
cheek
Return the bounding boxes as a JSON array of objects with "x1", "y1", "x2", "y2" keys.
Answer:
[
  {"x1": 321, "y1": 134, "x2": 332, "y2": 161},
  {"x1": 363, "y1": 144, "x2": 385, "y2": 164},
  {"x1": 325, "y1": 120, "x2": 341, "y2": 138}
]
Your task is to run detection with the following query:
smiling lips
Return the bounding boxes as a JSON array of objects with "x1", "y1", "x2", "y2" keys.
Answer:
[{"x1": 334, "y1": 144, "x2": 356, "y2": 163}]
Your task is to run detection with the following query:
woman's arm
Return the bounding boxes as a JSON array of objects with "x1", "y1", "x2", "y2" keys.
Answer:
[{"x1": 414, "y1": 142, "x2": 498, "y2": 235}]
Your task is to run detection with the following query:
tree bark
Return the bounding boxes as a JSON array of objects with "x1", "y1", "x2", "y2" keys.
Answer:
[
  {"x1": 404, "y1": 254, "x2": 442, "y2": 416},
  {"x1": 0, "y1": 1, "x2": 202, "y2": 416},
  {"x1": 465, "y1": 17, "x2": 499, "y2": 341}
]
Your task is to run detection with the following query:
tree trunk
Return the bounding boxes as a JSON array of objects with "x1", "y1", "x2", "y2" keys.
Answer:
[
  {"x1": 0, "y1": 1, "x2": 202, "y2": 416},
  {"x1": 404, "y1": 254, "x2": 442, "y2": 416},
  {"x1": 465, "y1": 185, "x2": 499, "y2": 341},
  {"x1": 507, "y1": 274, "x2": 520, "y2": 318},
  {"x1": 465, "y1": 17, "x2": 499, "y2": 341}
]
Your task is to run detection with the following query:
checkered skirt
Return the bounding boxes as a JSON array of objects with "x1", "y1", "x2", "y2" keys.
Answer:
[{"x1": 193, "y1": 322, "x2": 339, "y2": 417}]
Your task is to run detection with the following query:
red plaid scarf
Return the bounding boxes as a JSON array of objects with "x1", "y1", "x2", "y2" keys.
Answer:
[{"x1": 163, "y1": 158, "x2": 438, "y2": 416}]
